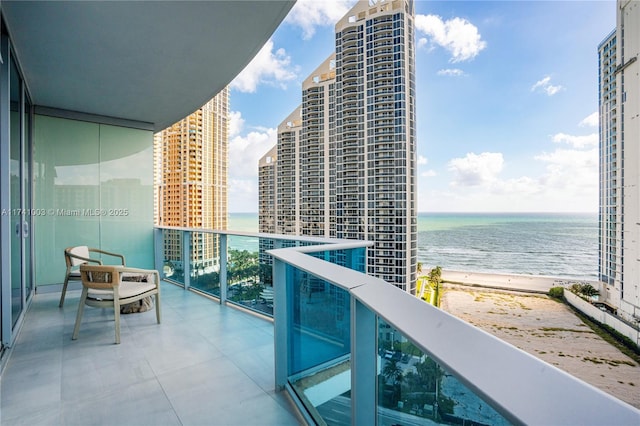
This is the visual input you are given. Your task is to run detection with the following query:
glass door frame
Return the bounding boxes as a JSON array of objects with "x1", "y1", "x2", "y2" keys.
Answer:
[{"x1": 1, "y1": 28, "x2": 34, "y2": 351}]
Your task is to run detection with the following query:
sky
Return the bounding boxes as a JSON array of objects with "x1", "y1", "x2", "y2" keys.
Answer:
[{"x1": 226, "y1": 0, "x2": 616, "y2": 213}]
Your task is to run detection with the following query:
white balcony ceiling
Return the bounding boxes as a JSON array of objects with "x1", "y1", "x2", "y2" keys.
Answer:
[{"x1": 2, "y1": 1, "x2": 295, "y2": 131}]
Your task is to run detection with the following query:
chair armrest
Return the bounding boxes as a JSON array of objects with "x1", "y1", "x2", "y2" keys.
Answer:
[
  {"x1": 67, "y1": 253, "x2": 103, "y2": 265},
  {"x1": 115, "y1": 267, "x2": 160, "y2": 286},
  {"x1": 88, "y1": 248, "x2": 126, "y2": 265}
]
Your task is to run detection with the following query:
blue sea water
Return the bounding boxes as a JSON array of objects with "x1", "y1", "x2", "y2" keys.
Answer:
[
  {"x1": 417, "y1": 212, "x2": 598, "y2": 279},
  {"x1": 229, "y1": 212, "x2": 598, "y2": 280}
]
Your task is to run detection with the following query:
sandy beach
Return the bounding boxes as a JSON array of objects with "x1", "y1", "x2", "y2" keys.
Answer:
[
  {"x1": 441, "y1": 269, "x2": 598, "y2": 293},
  {"x1": 440, "y1": 284, "x2": 640, "y2": 409}
]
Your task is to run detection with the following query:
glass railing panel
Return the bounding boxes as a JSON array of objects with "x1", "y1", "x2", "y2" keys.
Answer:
[
  {"x1": 161, "y1": 228, "x2": 185, "y2": 286},
  {"x1": 377, "y1": 319, "x2": 512, "y2": 425},
  {"x1": 307, "y1": 247, "x2": 366, "y2": 272},
  {"x1": 188, "y1": 231, "x2": 221, "y2": 297},
  {"x1": 226, "y1": 234, "x2": 266, "y2": 314},
  {"x1": 287, "y1": 266, "x2": 352, "y2": 426}
]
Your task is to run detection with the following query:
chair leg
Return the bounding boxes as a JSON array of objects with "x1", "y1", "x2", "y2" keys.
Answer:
[
  {"x1": 114, "y1": 298, "x2": 121, "y2": 345},
  {"x1": 72, "y1": 288, "x2": 88, "y2": 340},
  {"x1": 59, "y1": 274, "x2": 70, "y2": 308},
  {"x1": 155, "y1": 292, "x2": 161, "y2": 324}
]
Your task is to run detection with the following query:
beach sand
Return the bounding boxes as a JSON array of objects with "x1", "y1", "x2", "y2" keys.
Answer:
[
  {"x1": 441, "y1": 269, "x2": 598, "y2": 293},
  {"x1": 440, "y1": 284, "x2": 640, "y2": 409}
]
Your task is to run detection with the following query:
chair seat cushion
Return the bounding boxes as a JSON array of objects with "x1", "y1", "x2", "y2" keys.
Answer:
[{"x1": 88, "y1": 281, "x2": 156, "y2": 300}]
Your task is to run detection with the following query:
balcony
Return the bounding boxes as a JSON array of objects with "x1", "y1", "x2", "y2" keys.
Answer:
[
  {"x1": 0, "y1": 281, "x2": 302, "y2": 425},
  {"x1": 2, "y1": 226, "x2": 638, "y2": 425}
]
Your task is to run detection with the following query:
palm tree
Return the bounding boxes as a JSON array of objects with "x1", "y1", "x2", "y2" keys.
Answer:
[
  {"x1": 382, "y1": 360, "x2": 404, "y2": 406},
  {"x1": 428, "y1": 266, "x2": 442, "y2": 284},
  {"x1": 382, "y1": 360, "x2": 404, "y2": 386}
]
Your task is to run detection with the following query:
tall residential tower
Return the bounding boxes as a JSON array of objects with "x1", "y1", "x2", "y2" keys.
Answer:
[
  {"x1": 155, "y1": 88, "x2": 229, "y2": 274},
  {"x1": 335, "y1": 0, "x2": 417, "y2": 291},
  {"x1": 259, "y1": 0, "x2": 417, "y2": 292},
  {"x1": 598, "y1": 0, "x2": 639, "y2": 323}
]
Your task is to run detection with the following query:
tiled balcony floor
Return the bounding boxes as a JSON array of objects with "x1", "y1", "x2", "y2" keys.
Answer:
[{"x1": 0, "y1": 282, "x2": 304, "y2": 426}]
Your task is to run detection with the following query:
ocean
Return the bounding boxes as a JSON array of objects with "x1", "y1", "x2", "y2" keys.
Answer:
[{"x1": 229, "y1": 212, "x2": 599, "y2": 280}]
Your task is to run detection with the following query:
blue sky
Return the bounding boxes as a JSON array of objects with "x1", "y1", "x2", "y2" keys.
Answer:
[{"x1": 227, "y1": 0, "x2": 615, "y2": 213}]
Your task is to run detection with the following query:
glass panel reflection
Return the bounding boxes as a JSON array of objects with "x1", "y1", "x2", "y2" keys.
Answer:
[
  {"x1": 227, "y1": 234, "x2": 270, "y2": 314},
  {"x1": 377, "y1": 319, "x2": 511, "y2": 425},
  {"x1": 289, "y1": 267, "x2": 351, "y2": 425},
  {"x1": 33, "y1": 115, "x2": 153, "y2": 286},
  {"x1": 10, "y1": 53, "x2": 23, "y2": 326},
  {"x1": 188, "y1": 231, "x2": 221, "y2": 296},
  {"x1": 285, "y1": 249, "x2": 364, "y2": 426}
]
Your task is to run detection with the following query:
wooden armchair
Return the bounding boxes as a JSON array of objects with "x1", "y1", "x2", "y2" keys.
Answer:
[
  {"x1": 60, "y1": 246, "x2": 125, "y2": 308},
  {"x1": 72, "y1": 265, "x2": 161, "y2": 344}
]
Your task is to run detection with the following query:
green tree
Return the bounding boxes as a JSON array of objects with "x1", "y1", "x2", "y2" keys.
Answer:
[
  {"x1": 382, "y1": 360, "x2": 404, "y2": 406},
  {"x1": 382, "y1": 360, "x2": 404, "y2": 386},
  {"x1": 580, "y1": 283, "x2": 599, "y2": 297},
  {"x1": 259, "y1": 263, "x2": 273, "y2": 285},
  {"x1": 428, "y1": 266, "x2": 442, "y2": 285},
  {"x1": 416, "y1": 357, "x2": 442, "y2": 392},
  {"x1": 569, "y1": 282, "x2": 599, "y2": 298},
  {"x1": 228, "y1": 249, "x2": 259, "y2": 283}
]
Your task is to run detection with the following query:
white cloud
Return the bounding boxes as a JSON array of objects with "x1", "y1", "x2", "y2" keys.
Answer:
[
  {"x1": 227, "y1": 111, "x2": 277, "y2": 211},
  {"x1": 448, "y1": 152, "x2": 504, "y2": 186},
  {"x1": 437, "y1": 68, "x2": 466, "y2": 77},
  {"x1": 421, "y1": 170, "x2": 437, "y2": 177},
  {"x1": 228, "y1": 178, "x2": 261, "y2": 213},
  {"x1": 552, "y1": 132, "x2": 598, "y2": 148},
  {"x1": 422, "y1": 141, "x2": 597, "y2": 212},
  {"x1": 229, "y1": 123, "x2": 277, "y2": 181},
  {"x1": 531, "y1": 76, "x2": 563, "y2": 96},
  {"x1": 535, "y1": 148, "x2": 598, "y2": 196},
  {"x1": 230, "y1": 40, "x2": 298, "y2": 93},
  {"x1": 417, "y1": 155, "x2": 428, "y2": 165},
  {"x1": 415, "y1": 14, "x2": 487, "y2": 62},
  {"x1": 285, "y1": 0, "x2": 357, "y2": 39},
  {"x1": 579, "y1": 112, "x2": 598, "y2": 127},
  {"x1": 228, "y1": 111, "x2": 244, "y2": 138}
]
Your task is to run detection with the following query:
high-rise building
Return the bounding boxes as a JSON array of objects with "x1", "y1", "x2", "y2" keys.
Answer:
[
  {"x1": 258, "y1": 145, "x2": 278, "y2": 268},
  {"x1": 258, "y1": 145, "x2": 278, "y2": 236},
  {"x1": 301, "y1": 55, "x2": 337, "y2": 237},
  {"x1": 335, "y1": 0, "x2": 417, "y2": 291},
  {"x1": 275, "y1": 107, "x2": 303, "y2": 236},
  {"x1": 259, "y1": 0, "x2": 417, "y2": 292},
  {"x1": 598, "y1": 0, "x2": 639, "y2": 323},
  {"x1": 155, "y1": 88, "x2": 229, "y2": 274}
]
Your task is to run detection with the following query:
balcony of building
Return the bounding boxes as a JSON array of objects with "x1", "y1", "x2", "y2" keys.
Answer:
[
  {"x1": 0, "y1": 279, "x2": 303, "y2": 425},
  {"x1": 2, "y1": 2, "x2": 640, "y2": 425}
]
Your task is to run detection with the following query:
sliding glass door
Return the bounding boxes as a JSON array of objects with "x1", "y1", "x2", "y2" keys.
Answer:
[{"x1": 1, "y1": 34, "x2": 33, "y2": 350}]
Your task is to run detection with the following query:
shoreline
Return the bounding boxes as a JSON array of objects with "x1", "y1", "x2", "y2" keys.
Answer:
[{"x1": 439, "y1": 269, "x2": 599, "y2": 294}]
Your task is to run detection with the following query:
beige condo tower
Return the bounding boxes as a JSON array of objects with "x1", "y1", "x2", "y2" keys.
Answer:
[{"x1": 155, "y1": 88, "x2": 229, "y2": 275}]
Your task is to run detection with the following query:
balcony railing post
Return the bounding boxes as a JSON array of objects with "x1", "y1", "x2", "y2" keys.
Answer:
[
  {"x1": 219, "y1": 234, "x2": 227, "y2": 304},
  {"x1": 153, "y1": 227, "x2": 163, "y2": 276},
  {"x1": 351, "y1": 297, "x2": 377, "y2": 425},
  {"x1": 182, "y1": 230, "x2": 190, "y2": 289},
  {"x1": 273, "y1": 257, "x2": 288, "y2": 390}
]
